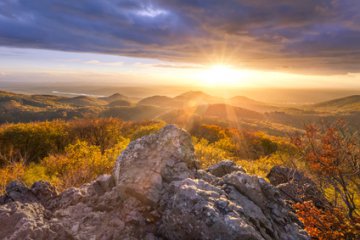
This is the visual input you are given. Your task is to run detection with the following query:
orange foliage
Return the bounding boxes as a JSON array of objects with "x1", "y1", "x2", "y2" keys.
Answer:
[
  {"x1": 291, "y1": 121, "x2": 359, "y2": 219},
  {"x1": 294, "y1": 201, "x2": 360, "y2": 240}
]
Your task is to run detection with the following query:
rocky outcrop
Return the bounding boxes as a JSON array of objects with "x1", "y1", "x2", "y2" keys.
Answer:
[
  {"x1": 207, "y1": 160, "x2": 246, "y2": 177},
  {"x1": 267, "y1": 166, "x2": 329, "y2": 208},
  {"x1": 0, "y1": 125, "x2": 309, "y2": 240},
  {"x1": 113, "y1": 124, "x2": 198, "y2": 206}
]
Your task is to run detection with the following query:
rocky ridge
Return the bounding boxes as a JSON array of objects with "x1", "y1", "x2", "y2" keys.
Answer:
[{"x1": 0, "y1": 125, "x2": 309, "y2": 239}]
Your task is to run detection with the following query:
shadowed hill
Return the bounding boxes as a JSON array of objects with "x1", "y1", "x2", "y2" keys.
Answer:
[
  {"x1": 1, "y1": 89, "x2": 359, "y2": 131},
  {"x1": 101, "y1": 105, "x2": 166, "y2": 121},
  {"x1": 198, "y1": 103, "x2": 264, "y2": 120},
  {"x1": 99, "y1": 93, "x2": 128, "y2": 102},
  {"x1": 107, "y1": 99, "x2": 131, "y2": 107},
  {"x1": 138, "y1": 91, "x2": 277, "y2": 112},
  {"x1": 312, "y1": 95, "x2": 360, "y2": 112},
  {"x1": 137, "y1": 95, "x2": 178, "y2": 108},
  {"x1": 174, "y1": 90, "x2": 218, "y2": 101},
  {"x1": 229, "y1": 96, "x2": 278, "y2": 113},
  {"x1": 137, "y1": 91, "x2": 221, "y2": 108},
  {"x1": 59, "y1": 96, "x2": 107, "y2": 107},
  {"x1": 174, "y1": 91, "x2": 223, "y2": 106},
  {"x1": 0, "y1": 91, "x2": 75, "y2": 111},
  {"x1": 160, "y1": 103, "x2": 264, "y2": 126}
]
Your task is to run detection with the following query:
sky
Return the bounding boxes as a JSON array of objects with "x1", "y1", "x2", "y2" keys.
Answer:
[{"x1": 0, "y1": 0, "x2": 359, "y2": 89}]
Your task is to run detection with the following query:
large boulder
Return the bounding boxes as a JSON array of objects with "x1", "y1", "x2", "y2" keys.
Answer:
[
  {"x1": 267, "y1": 166, "x2": 329, "y2": 208},
  {"x1": 113, "y1": 125, "x2": 198, "y2": 205},
  {"x1": 0, "y1": 125, "x2": 309, "y2": 240}
]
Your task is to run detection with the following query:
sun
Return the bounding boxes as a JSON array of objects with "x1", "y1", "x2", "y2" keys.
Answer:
[{"x1": 198, "y1": 64, "x2": 240, "y2": 87}]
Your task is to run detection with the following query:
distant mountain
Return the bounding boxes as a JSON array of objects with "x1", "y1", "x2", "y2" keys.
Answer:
[
  {"x1": 229, "y1": 96, "x2": 278, "y2": 113},
  {"x1": 312, "y1": 95, "x2": 360, "y2": 112},
  {"x1": 229, "y1": 95, "x2": 261, "y2": 105},
  {"x1": 1, "y1": 89, "x2": 359, "y2": 130},
  {"x1": 0, "y1": 91, "x2": 53, "y2": 109},
  {"x1": 174, "y1": 91, "x2": 222, "y2": 107},
  {"x1": 137, "y1": 95, "x2": 178, "y2": 108},
  {"x1": 137, "y1": 90, "x2": 278, "y2": 113},
  {"x1": 101, "y1": 105, "x2": 166, "y2": 121},
  {"x1": 31, "y1": 94, "x2": 64, "y2": 102},
  {"x1": 160, "y1": 103, "x2": 264, "y2": 126},
  {"x1": 59, "y1": 96, "x2": 107, "y2": 107},
  {"x1": 199, "y1": 103, "x2": 264, "y2": 120},
  {"x1": 174, "y1": 91, "x2": 212, "y2": 100},
  {"x1": 99, "y1": 93, "x2": 128, "y2": 103},
  {"x1": 138, "y1": 91, "x2": 223, "y2": 109},
  {"x1": 107, "y1": 99, "x2": 131, "y2": 107}
]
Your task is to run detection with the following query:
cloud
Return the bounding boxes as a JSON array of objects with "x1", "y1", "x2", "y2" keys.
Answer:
[
  {"x1": 0, "y1": 0, "x2": 359, "y2": 74},
  {"x1": 84, "y1": 60, "x2": 124, "y2": 67},
  {"x1": 153, "y1": 63, "x2": 204, "y2": 69}
]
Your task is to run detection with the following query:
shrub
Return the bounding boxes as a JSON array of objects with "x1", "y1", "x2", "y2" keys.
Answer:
[
  {"x1": 0, "y1": 121, "x2": 69, "y2": 164},
  {"x1": 292, "y1": 121, "x2": 360, "y2": 219},
  {"x1": 42, "y1": 139, "x2": 128, "y2": 190},
  {"x1": 0, "y1": 162, "x2": 25, "y2": 193},
  {"x1": 193, "y1": 137, "x2": 231, "y2": 168},
  {"x1": 294, "y1": 201, "x2": 360, "y2": 240}
]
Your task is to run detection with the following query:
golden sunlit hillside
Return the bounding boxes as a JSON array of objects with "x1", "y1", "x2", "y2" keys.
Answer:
[{"x1": 0, "y1": 1, "x2": 359, "y2": 239}]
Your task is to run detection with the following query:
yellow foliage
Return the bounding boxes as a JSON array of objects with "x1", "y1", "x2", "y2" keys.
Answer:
[
  {"x1": 41, "y1": 139, "x2": 129, "y2": 190},
  {"x1": 193, "y1": 137, "x2": 232, "y2": 168},
  {"x1": 0, "y1": 162, "x2": 25, "y2": 193},
  {"x1": 0, "y1": 120, "x2": 69, "y2": 164},
  {"x1": 235, "y1": 152, "x2": 286, "y2": 178},
  {"x1": 22, "y1": 164, "x2": 53, "y2": 186}
]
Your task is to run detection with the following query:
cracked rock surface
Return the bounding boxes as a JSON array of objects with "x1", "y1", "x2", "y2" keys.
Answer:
[{"x1": 0, "y1": 125, "x2": 309, "y2": 240}]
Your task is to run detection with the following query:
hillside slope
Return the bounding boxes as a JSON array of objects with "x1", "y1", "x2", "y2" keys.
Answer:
[
  {"x1": 312, "y1": 95, "x2": 360, "y2": 112},
  {"x1": 138, "y1": 91, "x2": 277, "y2": 112},
  {"x1": 137, "y1": 95, "x2": 178, "y2": 108},
  {"x1": 58, "y1": 96, "x2": 107, "y2": 107}
]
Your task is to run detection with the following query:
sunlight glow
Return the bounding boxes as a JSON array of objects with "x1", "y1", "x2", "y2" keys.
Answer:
[{"x1": 197, "y1": 64, "x2": 251, "y2": 87}]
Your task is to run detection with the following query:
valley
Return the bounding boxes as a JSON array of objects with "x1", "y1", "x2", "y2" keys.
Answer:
[{"x1": 1, "y1": 89, "x2": 359, "y2": 136}]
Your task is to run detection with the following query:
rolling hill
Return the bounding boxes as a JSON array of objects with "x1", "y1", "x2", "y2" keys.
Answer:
[
  {"x1": 107, "y1": 99, "x2": 131, "y2": 107},
  {"x1": 138, "y1": 91, "x2": 277, "y2": 112},
  {"x1": 229, "y1": 96, "x2": 278, "y2": 113},
  {"x1": 0, "y1": 91, "x2": 52, "y2": 109},
  {"x1": 99, "y1": 93, "x2": 129, "y2": 103},
  {"x1": 0, "y1": 89, "x2": 359, "y2": 132},
  {"x1": 160, "y1": 103, "x2": 264, "y2": 125},
  {"x1": 101, "y1": 105, "x2": 167, "y2": 121},
  {"x1": 312, "y1": 95, "x2": 360, "y2": 112},
  {"x1": 137, "y1": 95, "x2": 178, "y2": 108},
  {"x1": 173, "y1": 91, "x2": 223, "y2": 107},
  {"x1": 58, "y1": 96, "x2": 107, "y2": 107}
]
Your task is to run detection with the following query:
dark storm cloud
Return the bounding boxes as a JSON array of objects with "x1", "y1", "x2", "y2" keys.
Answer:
[{"x1": 0, "y1": 0, "x2": 359, "y2": 73}]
